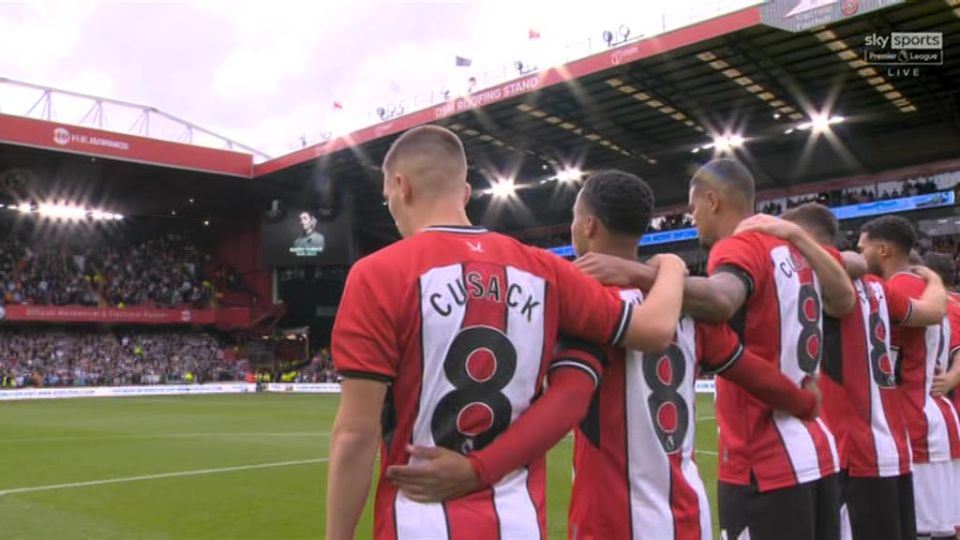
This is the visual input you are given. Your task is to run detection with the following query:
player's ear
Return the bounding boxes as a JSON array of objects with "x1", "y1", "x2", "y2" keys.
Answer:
[
  {"x1": 706, "y1": 190, "x2": 721, "y2": 213},
  {"x1": 462, "y1": 182, "x2": 472, "y2": 205},
  {"x1": 877, "y1": 242, "x2": 889, "y2": 259},
  {"x1": 397, "y1": 173, "x2": 414, "y2": 203},
  {"x1": 584, "y1": 215, "x2": 599, "y2": 239}
]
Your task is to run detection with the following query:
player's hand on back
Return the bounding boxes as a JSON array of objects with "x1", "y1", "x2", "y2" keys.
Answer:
[
  {"x1": 734, "y1": 214, "x2": 802, "y2": 242},
  {"x1": 385, "y1": 445, "x2": 482, "y2": 503},
  {"x1": 647, "y1": 253, "x2": 688, "y2": 277},
  {"x1": 574, "y1": 252, "x2": 643, "y2": 286},
  {"x1": 930, "y1": 369, "x2": 960, "y2": 397},
  {"x1": 801, "y1": 376, "x2": 822, "y2": 419},
  {"x1": 931, "y1": 372, "x2": 950, "y2": 397},
  {"x1": 909, "y1": 265, "x2": 941, "y2": 284}
]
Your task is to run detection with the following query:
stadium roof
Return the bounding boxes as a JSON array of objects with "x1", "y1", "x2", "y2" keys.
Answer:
[
  {"x1": 253, "y1": 0, "x2": 960, "y2": 248},
  {"x1": 1, "y1": 1, "x2": 958, "y2": 246}
]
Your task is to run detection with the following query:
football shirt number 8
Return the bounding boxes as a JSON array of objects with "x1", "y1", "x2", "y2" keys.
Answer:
[
  {"x1": 643, "y1": 344, "x2": 689, "y2": 455},
  {"x1": 431, "y1": 326, "x2": 517, "y2": 454},
  {"x1": 797, "y1": 283, "x2": 822, "y2": 375}
]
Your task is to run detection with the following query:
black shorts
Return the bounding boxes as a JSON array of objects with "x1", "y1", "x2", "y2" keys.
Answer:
[
  {"x1": 841, "y1": 471, "x2": 916, "y2": 540},
  {"x1": 718, "y1": 474, "x2": 840, "y2": 540}
]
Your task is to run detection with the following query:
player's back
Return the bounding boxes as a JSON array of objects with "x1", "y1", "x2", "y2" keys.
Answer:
[
  {"x1": 707, "y1": 231, "x2": 838, "y2": 491},
  {"x1": 333, "y1": 225, "x2": 631, "y2": 540},
  {"x1": 888, "y1": 271, "x2": 960, "y2": 463},
  {"x1": 569, "y1": 288, "x2": 745, "y2": 540},
  {"x1": 819, "y1": 274, "x2": 912, "y2": 477}
]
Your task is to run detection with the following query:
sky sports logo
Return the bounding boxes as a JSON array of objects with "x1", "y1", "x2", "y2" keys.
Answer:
[{"x1": 864, "y1": 32, "x2": 943, "y2": 67}]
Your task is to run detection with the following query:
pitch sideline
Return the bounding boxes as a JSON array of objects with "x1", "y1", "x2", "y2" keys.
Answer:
[{"x1": 0, "y1": 457, "x2": 329, "y2": 497}]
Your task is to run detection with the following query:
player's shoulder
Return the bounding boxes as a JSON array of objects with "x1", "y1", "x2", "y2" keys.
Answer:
[
  {"x1": 712, "y1": 230, "x2": 772, "y2": 257},
  {"x1": 453, "y1": 229, "x2": 558, "y2": 269},
  {"x1": 709, "y1": 231, "x2": 773, "y2": 274},
  {"x1": 886, "y1": 271, "x2": 926, "y2": 298},
  {"x1": 489, "y1": 232, "x2": 569, "y2": 272},
  {"x1": 349, "y1": 237, "x2": 416, "y2": 276},
  {"x1": 888, "y1": 270, "x2": 923, "y2": 286}
]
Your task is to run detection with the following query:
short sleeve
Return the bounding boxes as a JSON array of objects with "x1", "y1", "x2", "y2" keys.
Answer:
[
  {"x1": 695, "y1": 321, "x2": 744, "y2": 375},
  {"x1": 331, "y1": 260, "x2": 397, "y2": 382},
  {"x1": 887, "y1": 273, "x2": 926, "y2": 300},
  {"x1": 949, "y1": 302, "x2": 960, "y2": 356},
  {"x1": 550, "y1": 334, "x2": 607, "y2": 389},
  {"x1": 707, "y1": 233, "x2": 764, "y2": 300},
  {"x1": 882, "y1": 281, "x2": 913, "y2": 325},
  {"x1": 551, "y1": 256, "x2": 631, "y2": 346}
]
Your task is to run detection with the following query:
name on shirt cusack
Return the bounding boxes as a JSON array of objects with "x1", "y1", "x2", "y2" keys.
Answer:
[
  {"x1": 427, "y1": 270, "x2": 541, "y2": 322},
  {"x1": 776, "y1": 250, "x2": 812, "y2": 279}
]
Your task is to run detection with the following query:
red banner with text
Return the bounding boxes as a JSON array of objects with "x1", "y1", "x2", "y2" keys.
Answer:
[
  {"x1": 0, "y1": 114, "x2": 253, "y2": 177},
  {"x1": 0, "y1": 305, "x2": 215, "y2": 325}
]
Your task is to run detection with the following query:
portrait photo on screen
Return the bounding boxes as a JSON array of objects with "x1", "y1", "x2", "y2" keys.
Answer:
[{"x1": 261, "y1": 206, "x2": 354, "y2": 266}]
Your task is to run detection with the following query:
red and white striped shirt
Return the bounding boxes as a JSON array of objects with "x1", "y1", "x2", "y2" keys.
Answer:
[
  {"x1": 889, "y1": 272, "x2": 960, "y2": 464},
  {"x1": 708, "y1": 231, "x2": 839, "y2": 491},
  {"x1": 821, "y1": 273, "x2": 913, "y2": 477},
  {"x1": 332, "y1": 226, "x2": 630, "y2": 540},
  {"x1": 566, "y1": 288, "x2": 744, "y2": 540}
]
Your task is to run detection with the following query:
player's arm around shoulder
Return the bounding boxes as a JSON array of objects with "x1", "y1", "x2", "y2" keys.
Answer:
[
  {"x1": 620, "y1": 254, "x2": 687, "y2": 352},
  {"x1": 735, "y1": 215, "x2": 855, "y2": 317},
  {"x1": 898, "y1": 265, "x2": 948, "y2": 327},
  {"x1": 574, "y1": 250, "x2": 745, "y2": 323},
  {"x1": 682, "y1": 233, "x2": 757, "y2": 322}
]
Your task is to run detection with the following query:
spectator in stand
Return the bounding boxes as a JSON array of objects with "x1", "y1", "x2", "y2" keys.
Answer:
[
  {"x1": 0, "y1": 328, "x2": 237, "y2": 388},
  {"x1": 0, "y1": 234, "x2": 216, "y2": 309}
]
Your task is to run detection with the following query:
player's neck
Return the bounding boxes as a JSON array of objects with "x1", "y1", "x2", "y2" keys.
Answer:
[
  {"x1": 593, "y1": 238, "x2": 639, "y2": 262},
  {"x1": 410, "y1": 206, "x2": 473, "y2": 234},
  {"x1": 883, "y1": 258, "x2": 911, "y2": 279},
  {"x1": 718, "y1": 211, "x2": 752, "y2": 241}
]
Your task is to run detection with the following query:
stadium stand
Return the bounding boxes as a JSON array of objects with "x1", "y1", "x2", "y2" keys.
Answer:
[
  {"x1": 0, "y1": 234, "x2": 214, "y2": 308},
  {"x1": 0, "y1": 328, "x2": 238, "y2": 387}
]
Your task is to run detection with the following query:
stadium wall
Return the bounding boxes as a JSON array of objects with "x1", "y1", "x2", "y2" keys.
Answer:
[
  {"x1": 0, "y1": 383, "x2": 257, "y2": 401},
  {"x1": 0, "y1": 381, "x2": 713, "y2": 401}
]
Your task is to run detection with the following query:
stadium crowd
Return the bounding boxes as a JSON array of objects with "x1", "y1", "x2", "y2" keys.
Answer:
[
  {"x1": 759, "y1": 177, "x2": 942, "y2": 215},
  {"x1": 0, "y1": 233, "x2": 215, "y2": 309},
  {"x1": 295, "y1": 347, "x2": 337, "y2": 383},
  {"x1": 0, "y1": 328, "x2": 238, "y2": 387},
  {"x1": 517, "y1": 177, "x2": 950, "y2": 247}
]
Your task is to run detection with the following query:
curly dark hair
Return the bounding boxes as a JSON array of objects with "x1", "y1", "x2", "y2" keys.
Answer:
[
  {"x1": 860, "y1": 216, "x2": 916, "y2": 254},
  {"x1": 579, "y1": 169, "x2": 656, "y2": 237}
]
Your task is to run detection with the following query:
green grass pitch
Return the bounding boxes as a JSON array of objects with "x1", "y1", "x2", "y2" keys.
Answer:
[{"x1": 0, "y1": 393, "x2": 718, "y2": 539}]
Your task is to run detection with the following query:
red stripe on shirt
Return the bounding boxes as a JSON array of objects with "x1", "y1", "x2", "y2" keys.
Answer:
[
  {"x1": 668, "y1": 452, "x2": 702, "y2": 540},
  {"x1": 445, "y1": 262, "x2": 509, "y2": 540}
]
